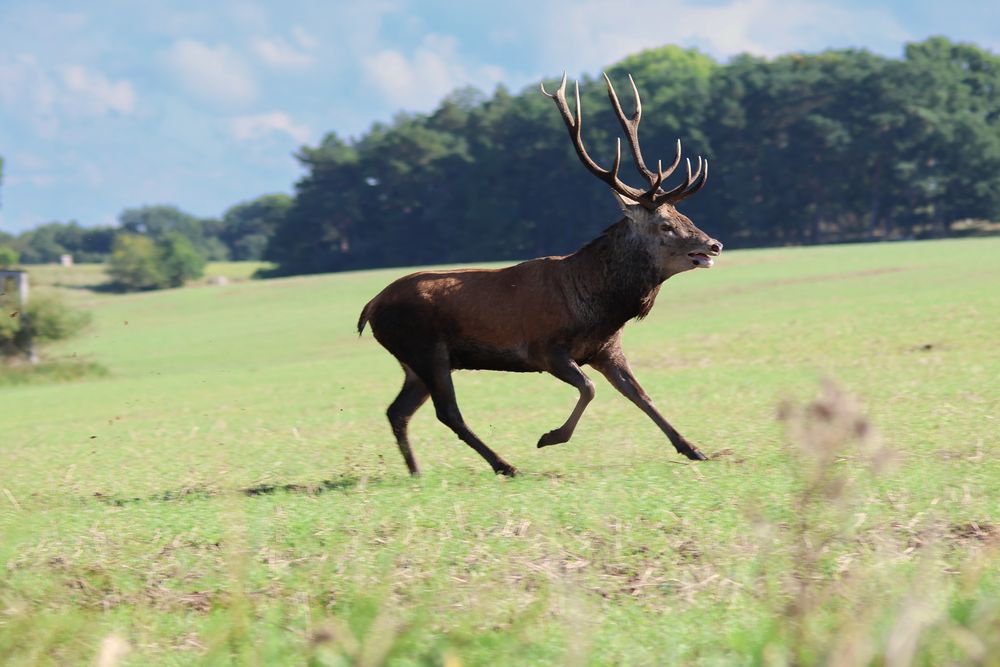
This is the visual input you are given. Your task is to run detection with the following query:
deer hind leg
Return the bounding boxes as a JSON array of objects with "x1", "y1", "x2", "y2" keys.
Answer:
[
  {"x1": 386, "y1": 364, "x2": 430, "y2": 476},
  {"x1": 416, "y1": 344, "x2": 517, "y2": 476},
  {"x1": 538, "y1": 353, "x2": 596, "y2": 448},
  {"x1": 590, "y1": 350, "x2": 707, "y2": 461}
]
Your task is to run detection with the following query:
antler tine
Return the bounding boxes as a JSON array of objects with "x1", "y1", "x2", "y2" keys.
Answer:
[
  {"x1": 670, "y1": 158, "x2": 709, "y2": 203},
  {"x1": 647, "y1": 159, "x2": 665, "y2": 194},
  {"x1": 572, "y1": 79, "x2": 608, "y2": 176},
  {"x1": 658, "y1": 139, "x2": 683, "y2": 183},
  {"x1": 627, "y1": 74, "x2": 642, "y2": 120},
  {"x1": 603, "y1": 72, "x2": 659, "y2": 187},
  {"x1": 540, "y1": 73, "x2": 573, "y2": 127},
  {"x1": 659, "y1": 157, "x2": 695, "y2": 200},
  {"x1": 610, "y1": 138, "x2": 624, "y2": 183},
  {"x1": 539, "y1": 71, "x2": 566, "y2": 98},
  {"x1": 660, "y1": 156, "x2": 708, "y2": 203}
]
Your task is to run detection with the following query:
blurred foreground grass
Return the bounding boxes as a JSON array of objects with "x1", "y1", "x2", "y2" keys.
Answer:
[{"x1": 1, "y1": 240, "x2": 998, "y2": 665}]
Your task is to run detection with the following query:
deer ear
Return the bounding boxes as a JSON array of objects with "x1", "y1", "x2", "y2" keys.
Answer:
[{"x1": 612, "y1": 191, "x2": 640, "y2": 211}]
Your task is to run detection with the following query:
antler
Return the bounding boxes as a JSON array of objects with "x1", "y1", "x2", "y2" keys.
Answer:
[
  {"x1": 603, "y1": 73, "x2": 679, "y2": 192},
  {"x1": 541, "y1": 72, "x2": 709, "y2": 209},
  {"x1": 540, "y1": 73, "x2": 650, "y2": 205}
]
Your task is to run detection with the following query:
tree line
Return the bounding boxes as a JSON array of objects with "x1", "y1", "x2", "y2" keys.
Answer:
[
  {"x1": 268, "y1": 37, "x2": 1000, "y2": 275},
  {"x1": 0, "y1": 196, "x2": 291, "y2": 265},
  {"x1": 0, "y1": 196, "x2": 291, "y2": 289},
  {"x1": 2, "y1": 37, "x2": 999, "y2": 282}
]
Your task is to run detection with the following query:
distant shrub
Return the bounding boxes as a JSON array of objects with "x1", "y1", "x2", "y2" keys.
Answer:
[
  {"x1": 106, "y1": 234, "x2": 165, "y2": 290},
  {"x1": 0, "y1": 245, "x2": 18, "y2": 268},
  {"x1": 106, "y1": 233, "x2": 205, "y2": 291},
  {"x1": 0, "y1": 304, "x2": 18, "y2": 355},
  {"x1": 0, "y1": 293, "x2": 90, "y2": 359},
  {"x1": 158, "y1": 232, "x2": 206, "y2": 287},
  {"x1": 24, "y1": 294, "x2": 92, "y2": 344}
]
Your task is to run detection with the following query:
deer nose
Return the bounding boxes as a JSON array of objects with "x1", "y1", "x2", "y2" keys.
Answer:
[{"x1": 709, "y1": 241, "x2": 723, "y2": 255}]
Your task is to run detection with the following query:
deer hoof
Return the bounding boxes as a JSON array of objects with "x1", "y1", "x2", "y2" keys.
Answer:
[
  {"x1": 494, "y1": 462, "x2": 518, "y2": 477},
  {"x1": 537, "y1": 430, "x2": 565, "y2": 448},
  {"x1": 684, "y1": 448, "x2": 708, "y2": 461}
]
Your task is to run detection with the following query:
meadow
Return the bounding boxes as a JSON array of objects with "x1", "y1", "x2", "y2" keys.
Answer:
[{"x1": 1, "y1": 239, "x2": 998, "y2": 666}]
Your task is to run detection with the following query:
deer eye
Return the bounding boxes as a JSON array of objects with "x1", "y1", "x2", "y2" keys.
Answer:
[{"x1": 659, "y1": 224, "x2": 676, "y2": 236}]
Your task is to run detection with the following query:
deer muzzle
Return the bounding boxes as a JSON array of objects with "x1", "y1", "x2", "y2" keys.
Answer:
[{"x1": 688, "y1": 240, "x2": 722, "y2": 268}]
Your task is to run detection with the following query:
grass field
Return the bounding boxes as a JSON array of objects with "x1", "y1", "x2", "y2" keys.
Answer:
[
  {"x1": 23, "y1": 261, "x2": 272, "y2": 303},
  {"x1": 1, "y1": 239, "x2": 998, "y2": 666}
]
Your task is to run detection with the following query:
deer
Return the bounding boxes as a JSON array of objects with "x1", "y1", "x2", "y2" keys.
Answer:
[{"x1": 357, "y1": 72, "x2": 723, "y2": 477}]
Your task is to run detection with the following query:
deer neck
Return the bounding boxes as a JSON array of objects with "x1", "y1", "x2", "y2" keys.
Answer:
[{"x1": 565, "y1": 219, "x2": 665, "y2": 333}]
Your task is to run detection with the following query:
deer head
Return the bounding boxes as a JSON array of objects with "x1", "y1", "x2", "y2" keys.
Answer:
[{"x1": 541, "y1": 73, "x2": 722, "y2": 276}]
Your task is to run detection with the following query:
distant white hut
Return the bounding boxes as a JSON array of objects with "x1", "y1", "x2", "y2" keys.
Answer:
[{"x1": 60, "y1": 254, "x2": 74, "y2": 267}]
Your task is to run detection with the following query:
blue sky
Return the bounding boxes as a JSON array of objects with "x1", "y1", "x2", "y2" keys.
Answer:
[{"x1": 1, "y1": 0, "x2": 997, "y2": 233}]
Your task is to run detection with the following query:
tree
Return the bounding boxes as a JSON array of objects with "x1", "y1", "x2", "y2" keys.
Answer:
[
  {"x1": 220, "y1": 194, "x2": 292, "y2": 260},
  {"x1": 262, "y1": 133, "x2": 362, "y2": 275},
  {"x1": 119, "y1": 205, "x2": 229, "y2": 260},
  {"x1": 13, "y1": 222, "x2": 117, "y2": 263}
]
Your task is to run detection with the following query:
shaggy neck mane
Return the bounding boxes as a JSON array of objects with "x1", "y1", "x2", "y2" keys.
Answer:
[{"x1": 563, "y1": 218, "x2": 664, "y2": 337}]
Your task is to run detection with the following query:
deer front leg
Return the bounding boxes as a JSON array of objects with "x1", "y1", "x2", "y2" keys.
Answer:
[
  {"x1": 590, "y1": 348, "x2": 707, "y2": 461},
  {"x1": 537, "y1": 352, "x2": 596, "y2": 448}
]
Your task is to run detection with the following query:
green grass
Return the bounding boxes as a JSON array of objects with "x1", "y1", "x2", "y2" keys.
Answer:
[
  {"x1": 1, "y1": 240, "x2": 998, "y2": 666},
  {"x1": 0, "y1": 359, "x2": 108, "y2": 386},
  {"x1": 24, "y1": 261, "x2": 272, "y2": 307}
]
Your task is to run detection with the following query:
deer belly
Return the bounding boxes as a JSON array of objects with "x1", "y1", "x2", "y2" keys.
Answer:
[{"x1": 449, "y1": 341, "x2": 537, "y2": 372}]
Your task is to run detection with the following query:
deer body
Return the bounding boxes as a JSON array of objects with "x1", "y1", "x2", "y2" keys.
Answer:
[
  {"x1": 358, "y1": 74, "x2": 722, "y2": 476},
  {"x1": 361, "y1": 221, "x2": 659, "y2": 371}
]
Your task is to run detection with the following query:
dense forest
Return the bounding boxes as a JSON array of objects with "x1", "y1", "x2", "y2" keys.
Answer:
[{"x1": 3, "y1": 37, "x2": 999, "y2": 276}]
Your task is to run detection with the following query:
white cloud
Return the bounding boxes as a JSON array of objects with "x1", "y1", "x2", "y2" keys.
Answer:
[
  {"x1": 163, "y1": 39, "x2": 256, "y2": 106},
  {"x1": 535, "y1": 0, "x2": 911, "y2": 72},
  {"x1": 231, "y1": 112, "x2": 311, "y2": 143},
  {"x1": 363, "y1": 34, "x2": 506, "y2": 111},
  {"x1": 0, "y1": 54, "x2": 134, "y2": 136},
  {"x1": 291, "y1": 26, "x2": 318, "y2": 50},
  {"x1": 252, "y1": 37, "x2": 314, "y2": 69},
  {"x1": 61, "y1": 64, "x2": 135, "y2": 115}
]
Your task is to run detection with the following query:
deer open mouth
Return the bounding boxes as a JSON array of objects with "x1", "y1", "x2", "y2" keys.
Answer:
[{"x1": 688, "y1": 252, "x2": 714, "y2": 268}]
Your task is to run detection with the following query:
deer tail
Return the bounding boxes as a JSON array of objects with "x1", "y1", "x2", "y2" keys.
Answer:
[{"x1": 357, "y1": 299, "x2": 375, "y2": 336}]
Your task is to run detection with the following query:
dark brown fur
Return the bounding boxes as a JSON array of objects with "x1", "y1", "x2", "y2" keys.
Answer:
[
  {"x1": 359, "y1": 214, "x2": 721, "y2": 476},
  {"x1": 357, "y1": 72, "x2": 723, "y2": 476}
]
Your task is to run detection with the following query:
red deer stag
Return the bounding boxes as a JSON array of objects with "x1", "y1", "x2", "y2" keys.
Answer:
[{"x1": 358, "y1": 73, "x2": 723, "y2": 476}]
